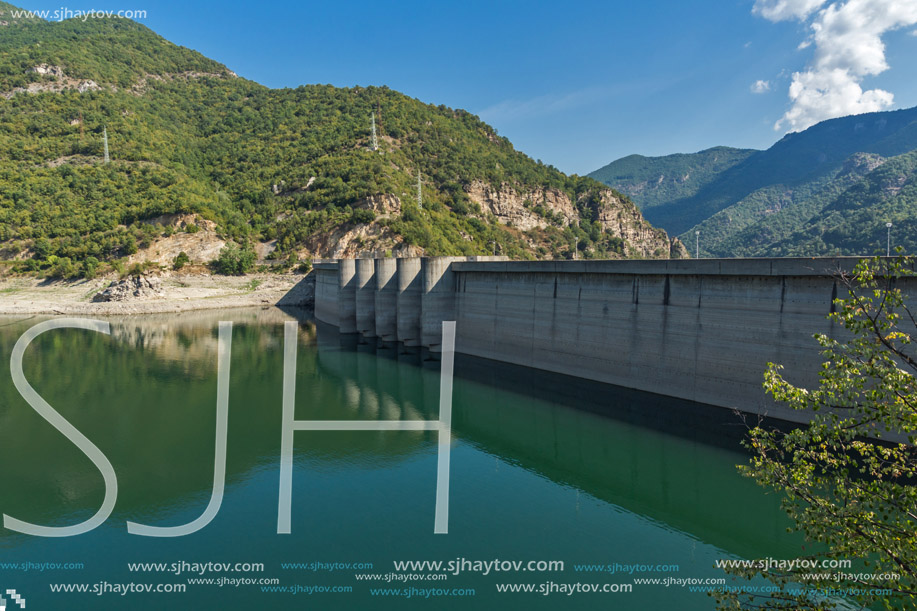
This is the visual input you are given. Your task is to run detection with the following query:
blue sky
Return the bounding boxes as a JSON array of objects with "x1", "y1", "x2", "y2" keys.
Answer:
[{"x1": 13, "y1": 0, "x2": 917, "y2": 174}]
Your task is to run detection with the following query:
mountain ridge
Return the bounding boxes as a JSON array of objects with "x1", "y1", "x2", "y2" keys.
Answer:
[
  {"x1": 588, "y1": 146, "x2": 757, "y2": 215},
  {"x1": 589, "y1": 106, "x2": 917, "y2": 257},
  {"x1": 0, "y1": 5, "x2": 684, "y2": 278}
]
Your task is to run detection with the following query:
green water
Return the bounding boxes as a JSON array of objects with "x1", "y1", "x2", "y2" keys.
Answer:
[{"x1": 0, "y1": 308, "x2": 802, "y2": 610}]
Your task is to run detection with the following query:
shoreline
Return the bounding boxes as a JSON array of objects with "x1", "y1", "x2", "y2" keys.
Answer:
[{"x1": 0, "y1": 271, "x2": 314, "y2": 316}]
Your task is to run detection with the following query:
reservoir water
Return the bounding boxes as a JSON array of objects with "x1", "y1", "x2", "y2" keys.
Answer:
[{"x1": 0, "y1": 308, "x2": 802, "y2": 610}]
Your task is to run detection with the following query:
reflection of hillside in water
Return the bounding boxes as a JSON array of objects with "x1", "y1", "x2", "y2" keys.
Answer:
[
  {"x1": 107, "y1": 308, "x2": 314, "y2": 372},
  {"x1": 314, "y1": 324, "x2": 802, "y2": 560},
  {"x1": 0, "y1": 309, "x2": 430, "y2": 540}
]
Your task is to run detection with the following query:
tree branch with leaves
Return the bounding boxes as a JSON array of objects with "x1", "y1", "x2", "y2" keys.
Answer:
[{"x1": 715, "y1": 256, "x2": 917, "y2": 611}]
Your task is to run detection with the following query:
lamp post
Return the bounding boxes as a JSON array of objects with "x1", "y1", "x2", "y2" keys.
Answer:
[
  {"x1": 887, "y1": 222, "x2": 893, "y2": 257},
  {"x1": 695, "y1": 231, "x2": 700, "y2": 259}
]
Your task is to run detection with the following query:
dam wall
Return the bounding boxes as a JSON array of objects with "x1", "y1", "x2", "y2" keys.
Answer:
[
  {"x1": 396, "y1": 257, "x2": 423, "y2": 346},
  {"x1": 315, "y1": 257, "x2": 504, "y2": 347},
  {"x1": 312, "y1": 257, "x2": 896, "y2": 423},
  {"x1": 314, "y1": 261, "x2": 341, "y2": 328},
  {"x1": 373, "y1": 258, "x2": 398, "y2": 342},
  {"x1": 355, "y1": 258, "x2": 376, "y2": 338}
]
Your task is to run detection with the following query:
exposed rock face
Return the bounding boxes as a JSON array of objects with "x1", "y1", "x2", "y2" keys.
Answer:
[
  {"x1": 466, "y1": 180, "x2": 578, "y2": 230},
  {"x1": 1, "y1": 65, "x2": 101, "y2": 98},
  {"x1": 840, "y1": 152, "x2": 886, "y2": 177},
  {"x1": 130, "y1": 71, "x2": 233, "y2": 95},
  {"x1": 591, "y1": 189, "x2": 680, "y2": 258},
  {"x1": 2, "y1": 68, "x2": 231, "y2": 99},
  {"x1": 142, "y1": 212, "x2": 217, "y2": 232},
  {"x1": 77, "y1": 80, "x2": 100, "y2": 93},
  {"x1": 93, "y1": 276, "x2": 164, "y2": 302},
  {"x1": 466, "y1": 180, "x2": 682, "y2": 258},
  {"x1": 128, "y1": 213, "x2": 225, "y2": 267},
  {"x1": 30, "y1": 64, "x2": 66, "y2": 77},
  {"x1": 353, "y1": 194, "x2": 402, "y2": 218},
  {"x1": 301, "y1": 222, "x2": 419, "y2": 259},
  {"x1": 670, "y1": 237, "x2": 689, "y2": 259}
]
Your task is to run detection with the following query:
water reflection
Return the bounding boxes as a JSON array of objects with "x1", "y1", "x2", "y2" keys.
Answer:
[
  {"x1": 0, "y1": 309, "x2": 802, "y2": 610},
  {"x1": 314, "y1": 322, "x2": 799, "y2": 560}
]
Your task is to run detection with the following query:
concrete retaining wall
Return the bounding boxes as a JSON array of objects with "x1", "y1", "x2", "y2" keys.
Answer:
[
  {"x1": 355, "y1": 258, "x2": 376, "y2": 338},
  {"x1": 421, "y1": 257, "x2": 463, "y2": 351},
  {"x1": 311, "y1": 257, "x2": 893, "y2": 422},
  {"x1": 374, "y1": 258, "x2": 398, "y2": 342},
  {"x1": 314, "y1": 261, "x2": 340, "y2": 328},
  {"x1": 396, "y1": 257, "x2": 423, "y2": 347},
  {"x1": 337, "y1": 259, "x2": 357, "y2": 334}
]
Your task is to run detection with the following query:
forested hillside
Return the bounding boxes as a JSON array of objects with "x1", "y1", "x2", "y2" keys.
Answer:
[
  {"x1": 589, "y1": 107, "x2": 917, "y2": 257},
  {"x1": 762, "y1": 151, "x2": 917, "y2": 256},
  {"x1": 0, "y1": 3, "x2": 682, "y2": 278},
  {"x1": 588, "y1": 147, "x2": 756, "y2": 213}
]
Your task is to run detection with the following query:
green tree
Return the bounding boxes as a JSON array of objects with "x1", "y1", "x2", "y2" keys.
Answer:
[
  {"x1": 47, "y1": 255, "x2": 76, "y2": 279},
  {"x1": 716, "y1": 256, "x2": 917, "y2": 610},
  {"x1": 350, "y1": 208, "x2": 376, "y2": 224},
  {"x1": 81, "y1": 255, "x2": 100, "y2": 278},
  {"x1": 172, "y1": 251, "x2": 190, "y2": 270},
  {"x1": 295, "y1": 258, "x2": 312, "y2": 274},
  {"x1": 214, "y1": 242, "x2": 255, "y2": 276}
]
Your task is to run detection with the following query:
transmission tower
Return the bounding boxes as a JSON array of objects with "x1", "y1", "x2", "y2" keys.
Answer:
[
  {"x1": 103, "y1": 127, "x2": 110, "y2": 163},
  {"x1": 416, "y1": 171, "x2": 423, "y2": 208},
  {"x1": 370, "y1": 112, "x2": 379, "y2": 151}
]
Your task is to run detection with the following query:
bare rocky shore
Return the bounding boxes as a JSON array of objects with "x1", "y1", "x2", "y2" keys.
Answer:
[{"x1": 0, "y1": 270, "x2": 314, "y2": 315}]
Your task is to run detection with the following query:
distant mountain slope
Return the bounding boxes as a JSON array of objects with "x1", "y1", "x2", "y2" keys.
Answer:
[
  {"x1": 762, "y1": 150, "x2": 917, "y2": 256},
  {"x1": 589, "y1": 106, "x2": 917, "y2": 256},
  {"x1": 588, "y1": 146, "x2": 757, "y2": 212},
  {"x1": 685, "y1": 152, "x2": 888, "y2": 257},
  {"x1": 0, "y1": 4, "x2": 684, "y2": 278}
]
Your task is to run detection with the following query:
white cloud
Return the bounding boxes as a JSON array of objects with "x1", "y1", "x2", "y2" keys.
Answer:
[
  {"x1": 755, "y1": 0, "x2": 917, "y2": 132},
  {"x1": 779, "y1": 68, "x2": 894, "y2": 130},
  {"x1": 751, "y1": 79, "x2": 772, "y2": 93},
  {"x1": 753, "y1": 0, "x2": 827, "y2": 22}
]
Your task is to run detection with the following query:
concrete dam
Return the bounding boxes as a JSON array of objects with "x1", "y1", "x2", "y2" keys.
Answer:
[{"x1": 313, "y1": 257, "x2": 873, "y2": 424}]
